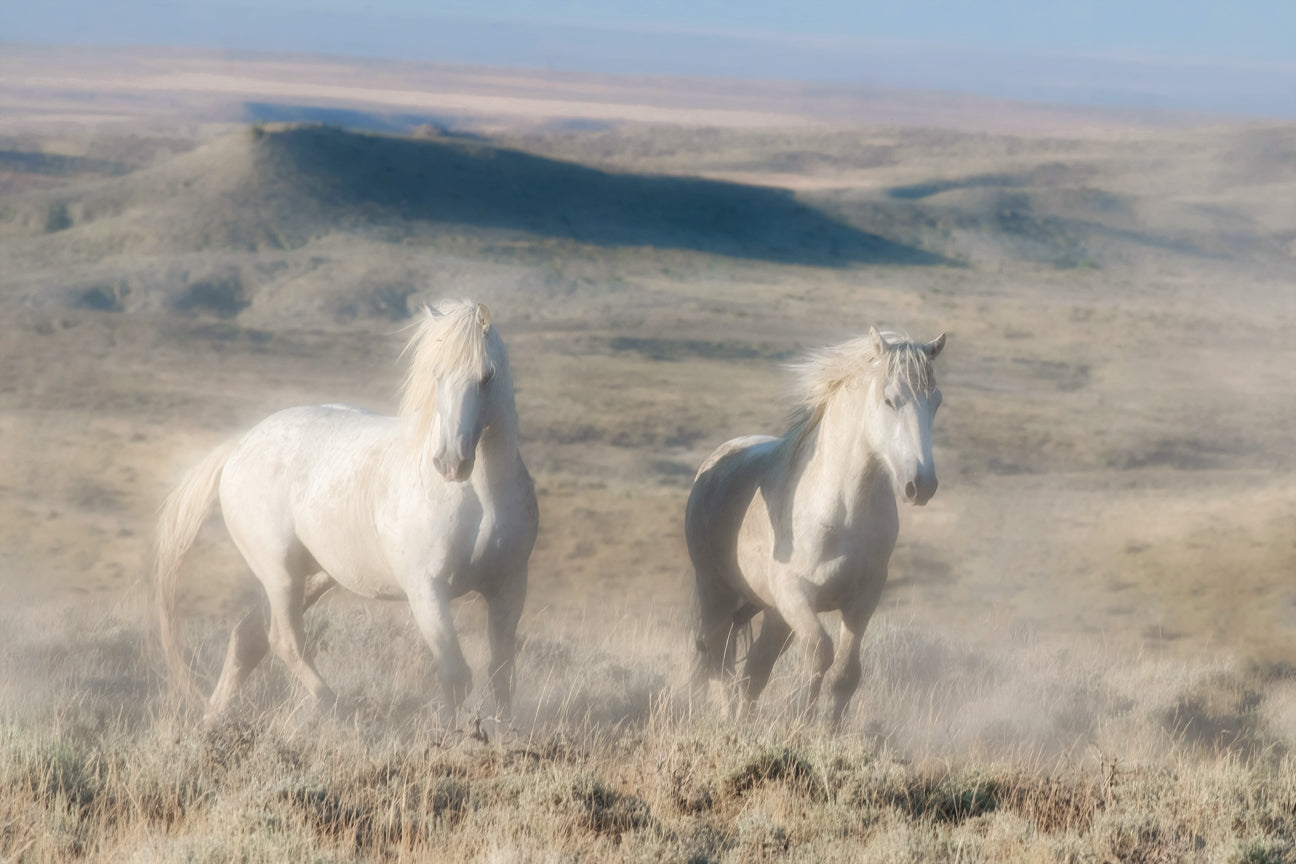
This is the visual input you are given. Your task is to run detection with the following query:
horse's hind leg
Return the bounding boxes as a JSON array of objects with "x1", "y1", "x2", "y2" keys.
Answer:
[
  {"x1": 692, "y1": 581, "x2": 743, "y2": 711},
  {"x1": 208, "y1": 572, "x2": 336, "y2": 717},
  {"x1": 485, "y1": 569, "x2": 527, "y2": 720},
  {"x1": 254, "y1": 561, "x2": 337, "y2": 713},
  {"x1": 741, "y1": 610, "x2": 792, "y2": 713},
  {"x1": 207, "y1": 606, "x2": 268, "y2": 718}
]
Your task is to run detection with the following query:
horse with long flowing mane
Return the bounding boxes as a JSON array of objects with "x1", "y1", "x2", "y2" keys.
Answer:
[
  {"x1": 152, "y1": 299, "x2": 538, "y2": 720},
  {"x1": 686, "y1": 326, "x2": 946, "y2": 726}
]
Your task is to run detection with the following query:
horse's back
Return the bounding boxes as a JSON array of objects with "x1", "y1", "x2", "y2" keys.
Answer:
[
  {"x1": 686, "y1": 435, "x2": 780, "y2": 592},
  {"x1": 218, "y1": 405, "x2": 397, "y2": 583},
  {"x1": 223, "y1": 404, "x2": 390, "y2": 489}
]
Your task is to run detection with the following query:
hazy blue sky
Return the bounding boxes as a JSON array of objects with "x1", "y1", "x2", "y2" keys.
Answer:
[{"x1": 5, "y1": 1, "x2": 1295, "y2": 115}]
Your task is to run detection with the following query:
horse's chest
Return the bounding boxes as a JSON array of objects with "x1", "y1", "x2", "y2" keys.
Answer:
[
  {"x1": 807, "y1": 554, "x2": 881, "y2": 610},
  {"x1": 799, "y1": 514, "x2": 899, "y2": 606},
  {"x1": 464, "y1": 513, "x2": 508, "y2": 570},
  {"x1": 452, "y1": 496, "x2": 535, "y2": 591}
]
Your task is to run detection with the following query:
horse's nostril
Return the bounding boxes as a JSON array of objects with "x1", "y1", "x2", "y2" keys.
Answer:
[{"x1": 905, "y1": 481, "x2": 917, "y2": 500}]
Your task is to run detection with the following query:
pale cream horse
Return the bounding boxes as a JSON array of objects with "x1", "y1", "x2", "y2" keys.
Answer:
[
  {"x1": 686, "y1": 327, "x2": 946, "y2": 726},
  {"x1": 152, "y1": 300, "x2": 538, "y2": 719}
]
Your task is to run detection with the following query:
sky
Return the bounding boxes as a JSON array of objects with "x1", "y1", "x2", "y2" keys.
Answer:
[{"x1": 5, "y1": 1, "x2": 1296, "y2": 116}]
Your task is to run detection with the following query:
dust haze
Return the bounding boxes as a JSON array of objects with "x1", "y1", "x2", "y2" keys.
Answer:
[{"x1": 2, "y1": 46, "x2": 1295, "y2": 862}]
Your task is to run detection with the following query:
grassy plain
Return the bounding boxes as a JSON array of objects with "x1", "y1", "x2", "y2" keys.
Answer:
[{"x1": 1, "y1": 47, "x2": 1295, "y2": 862}]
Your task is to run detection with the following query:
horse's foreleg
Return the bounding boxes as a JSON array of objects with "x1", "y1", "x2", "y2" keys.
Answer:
[
  {"x1": 408, "y1": 583, "x2": 472, "y2": 720},
  {"x1": 773, "y1": 584, "x2": 833, "y2": 716},
  {"x1": 826, "y1": 576, "x2": 885, "y2": 729},
  {"x1": 741, "y1": 611, "x2": 792, "y2": 714},
  {"x1": 486, "y1": 570, "x2": 527, "y2": 721},
  {"x1": 208, "y1": 572, "x2": 336, "y2": 717}
]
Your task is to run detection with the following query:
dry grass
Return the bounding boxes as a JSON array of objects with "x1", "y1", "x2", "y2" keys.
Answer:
[{"x1": 3, "y1": 601, "x2": 1296, "y2": 863}]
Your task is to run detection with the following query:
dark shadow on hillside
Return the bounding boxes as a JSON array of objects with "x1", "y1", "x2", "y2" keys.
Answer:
[{"x1": 259, "y1": 125, "x2": 946, "y2": 267}]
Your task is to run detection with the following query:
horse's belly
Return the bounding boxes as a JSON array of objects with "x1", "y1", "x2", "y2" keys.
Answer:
[
  {"x1": 297, "y1": 529, "x2": 404, "y2": 600},
  {"x1": 323, "y1": 559, "x2": 406, "y2": 601}
]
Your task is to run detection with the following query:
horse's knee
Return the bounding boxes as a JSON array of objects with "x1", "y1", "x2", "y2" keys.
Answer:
[
  {"x1": 827, "y1": 654, "x2": 863, "y2": 724},
  {"x1": 811, "y1": 636, "x2": 834, "y2": 676},
  {"x1": 695, "y1": 624, "x2": 729, "y2": 675},
  {"x1": 267, "y1": 622, "x2": 307, "y2": 667},
  {"x1": 830, "y1": 657, "x2": 862, "y2": 698},
  {"x1": 266, "y1": 621, "x2": 286, "y2": 656},
  {"x1": 232, "y1": 617, "x2": 269, "y2": 666}
]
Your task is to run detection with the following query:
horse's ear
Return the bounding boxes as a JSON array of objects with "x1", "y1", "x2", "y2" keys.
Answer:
[
  {"x1": 924, "y1": 332, "x2": 947, "y2": 359},
  {"x1": 867, "y1": 326, "x2": 886, "y2": 357},
  {"x1": 476, "y1": 303, "x2": 492, "y2": 332}
]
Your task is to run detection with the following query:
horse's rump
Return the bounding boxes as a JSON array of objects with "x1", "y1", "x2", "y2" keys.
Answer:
[{"x1": 686, "y1": 436, "x2": 779, "y2": 605}]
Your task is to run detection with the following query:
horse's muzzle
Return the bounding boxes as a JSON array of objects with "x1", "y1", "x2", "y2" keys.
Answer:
[
  {"x1": 434, "y1": 455, "x2": 475, "y2": 482},
  {"x1": 904, "y1": 477, "x2": 938, "y2": 506}
]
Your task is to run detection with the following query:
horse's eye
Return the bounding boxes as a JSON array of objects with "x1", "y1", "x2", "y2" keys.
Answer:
[
  {"x1": 481, "y1": 369, "x2": 495, "y2": 387},
  {"x1": 884, "y1": 397, "x2": 895, "y2": 409}
]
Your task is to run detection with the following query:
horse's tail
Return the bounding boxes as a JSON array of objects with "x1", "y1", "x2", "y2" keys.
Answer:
[{"x1": 150, "y1": 439, "x2": 236, "y2": 703}]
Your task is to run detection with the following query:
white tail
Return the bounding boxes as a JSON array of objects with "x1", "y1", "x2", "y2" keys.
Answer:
[{"x1": 150, "y1": 440, "x2": 236, "y2": 702}]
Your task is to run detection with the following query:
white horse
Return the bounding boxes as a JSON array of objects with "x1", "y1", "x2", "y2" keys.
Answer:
[
  {"x1": 152, "y1": 299, "x2": 538, "y2": 720},
  {"x1": 686, "y1": 326, "x2": 946, "y2": 726}
]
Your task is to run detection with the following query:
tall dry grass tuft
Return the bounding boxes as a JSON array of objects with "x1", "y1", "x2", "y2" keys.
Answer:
[{"x1": 3, "y1": 600, "x2": 1296, "y2": 862}]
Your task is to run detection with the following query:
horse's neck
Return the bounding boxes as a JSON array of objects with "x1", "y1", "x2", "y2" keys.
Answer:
[
  {"x1": 791, "y1": 388, "x2": 890, "y2": 518},
  {"x1": 476, "y1": 377, "x2": 523, "y2": 483}
]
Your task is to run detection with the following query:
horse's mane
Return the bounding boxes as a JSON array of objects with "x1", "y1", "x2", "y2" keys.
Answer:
[
  {"x1": 782, "y1": 331, "x2": 934, "y2": 452},
  {"x1": 398, "y1": 299, "x2": 498, "y2": 439}
]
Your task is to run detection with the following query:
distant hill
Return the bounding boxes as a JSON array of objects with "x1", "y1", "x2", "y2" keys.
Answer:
[
  {"x1": 2, "y1": 121, "x2": 1294, "y2": 324},
  {"x1": 0, "y1": 124, "x2": 944, "y2": 319},
  {"x1": 508, "y1": 124, "x2": 1296, "y2": 274}
]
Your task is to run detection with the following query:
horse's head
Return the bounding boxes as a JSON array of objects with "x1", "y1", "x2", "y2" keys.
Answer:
[
  {"x1": 863, "y1": 327, "x2": 946, "y2": 506},
  {"x1": 430, "y1": 358, "x2": 496, "y2": 483},
  {"x1": 401, "y1": 301, "x2": 508, "y2": 484}
]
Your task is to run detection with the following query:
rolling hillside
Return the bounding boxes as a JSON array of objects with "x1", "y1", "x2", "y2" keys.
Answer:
[{"x1": 4, "y1": 122, "x2": 1294, "y2": 329}]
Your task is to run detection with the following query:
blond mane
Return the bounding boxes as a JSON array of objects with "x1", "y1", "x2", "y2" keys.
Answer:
[
  {"x1": 783, "y1": 330, "x2": 935, "y2": 451},
  {"x1": 398, "y1": 299, "x2": 498, "y2": 440}
]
